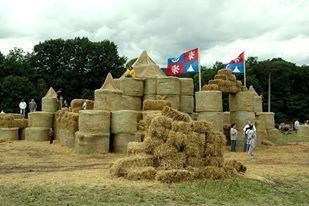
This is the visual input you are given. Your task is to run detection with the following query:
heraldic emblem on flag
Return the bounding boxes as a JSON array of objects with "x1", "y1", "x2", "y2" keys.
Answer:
[
  {"x1": 167, "y1": 48, "x2": 199, "y2": 76},
  {"x1": 225, "y1": 52, "x2": 245, "y2": 73}
]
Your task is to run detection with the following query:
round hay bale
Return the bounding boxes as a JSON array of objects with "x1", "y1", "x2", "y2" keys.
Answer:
[
  {"x1": 254, "y1": 96, "x2": 263, "y2": 112},
  {"x1": 111, "y1": 110, "x2": 138, "y2": 134},
  {"x1": 94, "y1": 89, "x2": 123, "y2": 111},
  {"x1": 197, "y1": 112, "x2": 223, "y2": 132},
  {"x1": 179, "y1": 78, "x2": 194, "y2": 95},
  {"x1": 28, "y1": 112, "x2": 54, "y2": 128},
  {"x1": 120, "y1": 78, "x2": 144, "y2": 97},
  {"x1": 0, "y1": 128, "x2": 19, "y2": 141},
  {"x1": 299, "y1": 125, "x2": 309, "y2": 138},
  {"x1": 156, "y1": 77, "x2": 180, "y2": 95},
  {"x1": 75, "y1": 131, "x2": 110, "y2": 154},
  {"x1": 142, "y1": 110, "x2": 161, "y2": 120},
  {"x1": 230, "y1": 111, "x2": 255, "y2": 130},
  {"x1": 143, "y1": 94, "x2": 157, "y2": 101},
  {"x1": 255, "y1": 112, "x2": 266, "y2": 130},
  {"x1": 113, "y1": 133, "x2": 140, "y2": 153},
  {"x1": 180, "y1": 95, "x2": 194, "y2": 113},
  {"x1": 264, "y1": 112, "x2": 275, "y2": 129},
  {"x1": 42, "y1": 97, "x2": 58, "y2": 112},
  {"x1": 59, "y1": 129, "x2": 75, "y2": 147},
  {"x1": 79, "y1": 110, "x2": 110, "y2": 133},
  {"x1": 12, "y1": 119, "x2": 28, "y2": 128},
  {"x1": 71, "y1": 99, "x2": 85, "y2": 113},
  {"x1": 143, "y1": 100, "x2": 171, "y2": 111},
  {"x1": 229, "y1": 91, "x2": 255, "y2": 112},
  {"x1": 223, "y1": 112, "x2": 230, "y2": 125},
  {"x1": 25, "y1": 127, "x2": 49, "y2": 141},
  {"x1": 144, "y1": 78, "x2": 157, "y2": 94},
  {"x1": 266, "y1": 128, "x2": 282, "y2": 141},
  {"x1": 156, "y1": 94, "x2": 180, "y2": 110},
  {"x1": 256, "y1": 129, "x2": 268, "y2": 141},
  {"x1": 122, "y1": 95, "x2": 142, "y2": 111},
  {"x1": 195, "y1": 91, "x2": 222, "y2": 112}
]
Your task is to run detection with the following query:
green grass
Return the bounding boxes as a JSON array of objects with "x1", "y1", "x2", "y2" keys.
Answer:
[
  {"x1": 274, "y1": 133, "x2": 309, "y2": 145},
  {"x1": 1, "y1": 175, "x2": 308, "y2": 206}
]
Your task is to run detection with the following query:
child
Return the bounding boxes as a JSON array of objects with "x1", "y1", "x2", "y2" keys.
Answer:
[
  {"x1": 246, "y1": 125, "x2": 256, "y2": 156},
  {"x1": 230, "y1": 124, "x2": 238, "y2": 152},
  {"x1": 48, "y1": 128, "x2": 54, "y2": 144}
]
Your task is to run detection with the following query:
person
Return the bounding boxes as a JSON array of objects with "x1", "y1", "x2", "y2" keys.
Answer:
[
  {"x1": 243, "y1": 120, "x2": 256, "y2": 152},
  {"x1": 0, "y1": 110, "x2": 4, "y2": 114},
  {"x1": 57, "y1": 89, "x2": 63, "y2": 110},
  {"x1": 48, "y1": 128, "x2": 54, "y2": 144},
  {"x1": 305, "y1": 120, "x2": 309, "y2": 126},
  {"x1": 230, "y1": 123, "x2": 238, "y2": 152},
  {"x1": 63, "y1": 99, "x2": 68, "y2": 107},
  {"x1": 19, "y1": 99, "x2": 27, "y2": 118},
  {"x1": 294, "y1": 120, "x2": 300, "y2": 133},
  {"x1": 126, "y1": 66, "x2": 136, "y2": 78},
  {"x1": 246, "y1": 125, "x2": 256, "y2": 156},
  {"x1": 29, "y1": 99, "x2": 37, "y2": 113},
  {"x1": 82, "y1": 101, "x2": 87, "y2": 110}
]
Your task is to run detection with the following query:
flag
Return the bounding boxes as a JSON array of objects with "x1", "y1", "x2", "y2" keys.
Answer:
[
  {"x1": 225, "y1": 52, "x2": 245, "y2": 73},
  {"x1": 167, "y1": 48, "x2": 199, "y2": 76}
]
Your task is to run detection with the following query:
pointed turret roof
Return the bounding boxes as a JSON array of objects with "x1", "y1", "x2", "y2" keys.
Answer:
[
  {"x1": 121, "y1": 50, "x2": 166, "y2": 79},
  {"x1": 44, "y1": 87, "x2": 57, "y2": 98},
  {"x1": 100, "y1": 72, "x2": 122, "y2": 92}
]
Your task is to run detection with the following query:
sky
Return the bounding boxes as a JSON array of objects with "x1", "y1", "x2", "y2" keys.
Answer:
[{"x1": 0, "y1": 0, "x2": 309, "y2": 67}]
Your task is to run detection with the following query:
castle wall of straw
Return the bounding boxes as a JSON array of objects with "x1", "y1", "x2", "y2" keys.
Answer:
[
  {"x1": 298, "y1": 125, "x2": 309, "y2": 138},
  {"x1": 26, "y1": 112, "x2": 54, "y2": 141}
]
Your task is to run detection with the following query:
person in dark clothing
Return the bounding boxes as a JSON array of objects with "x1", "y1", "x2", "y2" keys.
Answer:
[{"x1": 48, "y1": 128, "x2": 54, "y2": 144}]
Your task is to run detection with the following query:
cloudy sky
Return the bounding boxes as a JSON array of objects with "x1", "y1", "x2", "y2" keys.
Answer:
[{"x1": 0, "y1": 0, "x2": 308, "y2": 66}]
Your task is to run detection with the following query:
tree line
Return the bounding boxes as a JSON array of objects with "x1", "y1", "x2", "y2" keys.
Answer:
[{"x1": 0, "y1": 37, "x2": 308, "y2": 123}]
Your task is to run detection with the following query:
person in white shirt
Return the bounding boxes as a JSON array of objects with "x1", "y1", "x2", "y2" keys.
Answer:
[
  {"x1": 294, "y1": 120, "x2": 300, "y2": 133},
  {"x1": 230, "y1": 123, "x2": 238, "y2": 152},
  {"x1": 19, "y1": 99, "x2": 27, "y2": 118},
  {"x1": 243, "y1": 120, "x2": 256, "y2": 152}
]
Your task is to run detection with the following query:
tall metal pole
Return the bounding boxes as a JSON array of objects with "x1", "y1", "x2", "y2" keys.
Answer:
[
  {"x1": 268, "y1": 72, "x2": 271, "y2": 112},
  {"x1": 244, "y1": 52, "x2": 246, "y2": 88},
  {"x1": 198, "y1": 48, "x2": 201, "y2": 91}
]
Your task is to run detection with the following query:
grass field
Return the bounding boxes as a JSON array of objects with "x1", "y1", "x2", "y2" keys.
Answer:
[{"x1": 0, "y1": 134, "x2": 308, "y2": 206}]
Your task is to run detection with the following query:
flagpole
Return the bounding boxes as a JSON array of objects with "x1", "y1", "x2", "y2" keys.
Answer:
[
  {"x1": 198, "y1": 48, "x2": 201, "y2": 91},
  {"x1": 244, "y1": 52, "x2": 246, "y2": 88}
]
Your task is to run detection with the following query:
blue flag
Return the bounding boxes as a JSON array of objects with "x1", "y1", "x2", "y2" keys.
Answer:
[{"x1": 224, "y1": 63, "x2": 244, "y2": 73}]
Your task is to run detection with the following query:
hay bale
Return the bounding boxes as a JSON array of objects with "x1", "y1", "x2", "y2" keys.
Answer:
[
  {"x1": 229, "y1": 91, "x2": 255, "y2": 112},
  {"x1": 198, "y1": 112, "x2": 223, "y2": 132},
  {"x1": 155, "y1": 169, "x2": 194, "y2": 183},
  {"x1": 179, "y1": 78, "x2": 194, "y2": 95},
  {"x1": 180, "y1": 95, "x2": 194, "y2": 113},
  {"x1": 71, "y1": 99, "x2": 84, "y2": 113},
  {"x1": 224, "y1": 160, "x2": 246, "y2": 173},
  {"x1": 162, "y1": 106, "x2": 191, "y2": 122},
  {"x1": 113, "y1": 133, "x2": 141, "y2": 153},
  {"x1": 254, "y1": 96, "x2": 263, "y2": 112},
  {"x1": 142, "y1": 110, "x2": 161, "y2": 121},
  {"x1": 42, "y1": 97, "x2": 58, "y2": 112},
  {"x1": 218, "y1": 69, "x2": 231, "y2": 75},
  {"x1": 59, "y1": 129, "x2": 75, "y2": 147},
  {"x1": 204, "y1": 157, "x2": 224, "y2": 167},
  {"x1": 261, "y1": 139, "x2": 275, "y2": 146},
  {"x1": 144, "y1": 78, "x2": 157, "y2": 94},
  {"x1": 113, "y1": 78, "x2": 121, "y2": 89},
  {"x1": 299, "y1": 125, "x2": 309, "y2": 138},
  {"x1": 156, "y1": 77, "x2": 180, "y2": 95},
  {"x1": 94, "y1": 89, "x2": 123, "y2": 111},
  {"x1": 230, "y1": 111, "x2": 255, "y2": 130},
  {"x1": 143, "y1": 100, "x2": 171, "y2": 111},
  {"x1": 156, "y1": 94, "x2": 180, "y2": 110},
  {"x1": 256, "y1": 129, "x2": 268, "y2": 141},
  {"x1": 223, "y1": 112, "x2": 230, "y2": 125},
  {"x1": 126, "y1": 167, "x2": 157, "y2": 180},
  {"x1": 202, "y1": 84, "x2": 219, "y2": 91},
  {"x1": 264, "y1": 112, "x2": 275, "y2": 129},
  {"x1": 111, "y1": 110, "x2": 138, "y2": 134},
  {"x1": 60, "y1": 112, "x2": 79, "y2": 133},
  {"x1": 79, "y1": 110, "x2": 110, "y2": 133},
  {"x1": 122, "y1": 95, "x2": 142, "y2": 111},
  {"x1": 143, "y1": 94, "x2": 157, "y2": 101},
  {"x1": 25, "y1": 127, "x2": 49, "y2": 141},
  {"x1": 266, "y1": 128, "x2": 282, "y2": 141},
  {"x1": 13, "y1": 119, "x2": 28, "y2": 128},
  {"x1": 205, "y1": 143, "x2": 224, "y2": 157},
  {"x1": 255, "y1": 113, "x2": 266, "y2": 130},
  {"x1": 75, "y1": 131, "x2": 110, "y2": 154},
  {"x1": 127, "y1": 142, "x2": 146, "y2": 156},
  {"x1": 28, "y1": 112, "x2": 54, "y2": 128},
  {"x1": 120, "y1": 78, "x2": 144, "y2": 97},
  {"x1": 110, "y1": 155, "x2": 154, "y2": 177},
  {"x1": 195, "y1": 91, "x2": 223, "y2": 112},
  {"x1": 0, "y1": 128, "x2": 19, "y2": 141}
]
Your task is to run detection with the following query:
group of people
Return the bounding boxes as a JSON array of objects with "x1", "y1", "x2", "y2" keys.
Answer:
[
  {"x1": 230, "y1": 120, "x2": 257, "y2": 156},
  {"x1": 294, "y1": 120, "x2": 309, "y2": 133},
  {"x1": 18, "y1": 99, "x2": 37, "y2": 118}
]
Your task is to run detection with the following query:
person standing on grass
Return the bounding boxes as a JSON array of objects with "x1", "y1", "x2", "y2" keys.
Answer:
[
  {"x1": 247, "y1": 125, "x2": 256, "y2": 156},
  {"x1": 29, "y1": 99, "x2": 37, "y2": 113},
  {"x1": 230, "y1": 123, "x2": 238, "y2": 152},
  {"x1": 19, "y1": 99, "x2": 27, "y2": 118},
  {"x1": 294, "y1": 120, "x2": 300, "y2": 133},
  {"x1": 243, "y1": 120, "x2": 256, "y2": 152},
  {"x1": 48, "y1": 128, "x2": 54, "y2": 144}
]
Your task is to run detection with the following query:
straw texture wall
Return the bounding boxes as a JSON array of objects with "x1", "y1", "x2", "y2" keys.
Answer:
[
  {"x1": 156, "y1": 77, "x2": 180, "y2": 95},
  {"x1": 0, "y1": 128, "x2": 19, "y2": 141},
  {"x1": 254, "y1": 96, "x2": 263, "y2": 113},
  {"x1": 298, "y1": 125, "x2": 309, "y2": 138},
  {"x1": 144, "y1": 78, "x2": 157, "y2": 95},
  {"x1": 264, "y1": 112, "x2": 275, "y2": 129},
  {"x1": 195, "y1": 91, "x2": 222, "y2": 112},
  {"x1": 223, "y1": 112, "x2": 230, "y2": 125},
  {"x1": 113, "y1": 133, "x2": 141, "y2": 153},
  {"x1": 143, "y1": 100, "x2": 171, "y2": 111},
  {"x1": 179, "y1": 78, "x2": 194, "y2": 96},
  {"x1": 197, "y1": 112, "x2": 223, "y2": 132},
  {"x1": 42, "y1": 97, "x2": 58, "y2": 112},
  {"x1": 94, "y1": 89, "x2": 123, "y2": 111},
  {"x1": 156, "y1": 94, "x2": 180, "y2": 110},
  {"x1": 143, "y1": 94, "x2": 156, "y2": 101},
  {"x1": 79, "y1": 110, "x2": 110, "y2": 133},
  {"x1": 120, "y1": 78, "x2": 144, "y2": 97},
  {"x1": 180, "y1": 96, "x2": 194, "y2": 113},
  {"x1": 25, "y1": 127, "x2": 49, "y2": 141},
  {"x1": 111, "y1": 110, "x2": 138, "y2": 134},
  {"x1": 28, "y1": 112, "x2": 54, "y2": 128},
  {"x1": 229, "y1": 91, "x2": 255, "y2": 112},
  {"x1": 75, "y1": 132, "x2": 110, "y2": 154},
  {"x1": 122, "y1": 95, "x2": 142, "y2": 111},
  {"x1": 230, "y1": 111, "x2": 255, "y2": 130},
  {"x1": 59, "y1": 129, "x2": 75, "y2": 147}
]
